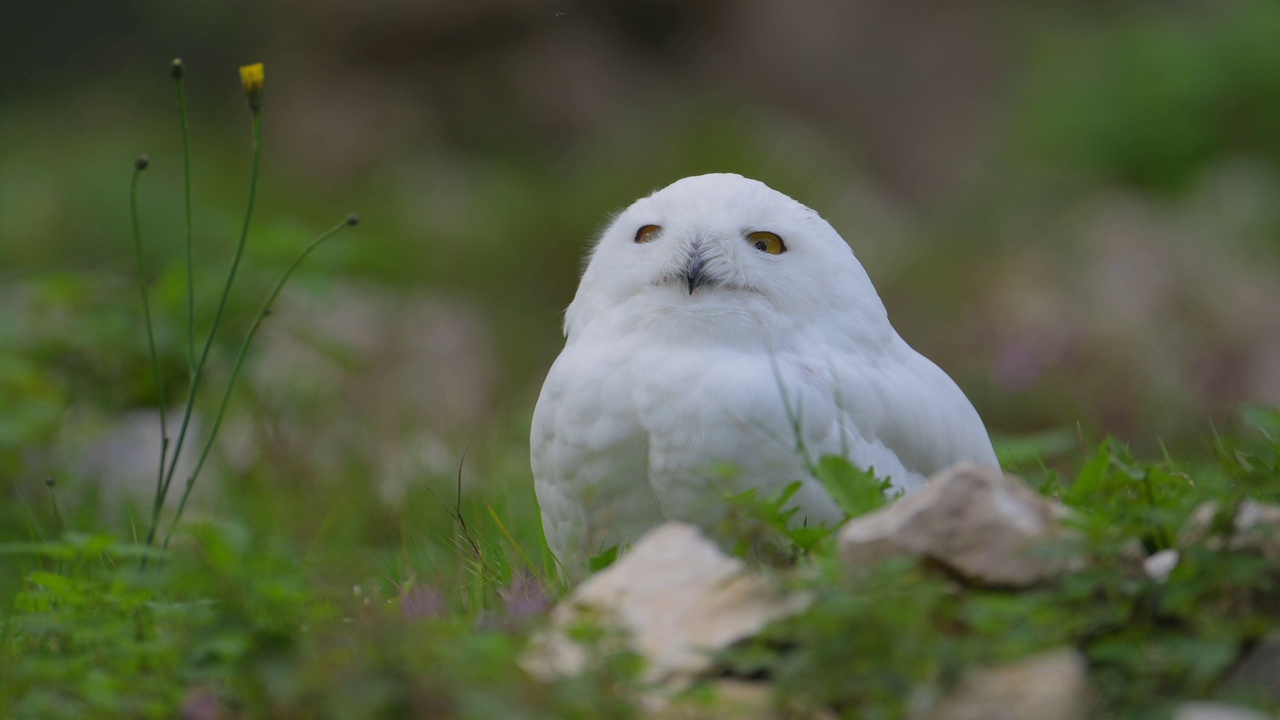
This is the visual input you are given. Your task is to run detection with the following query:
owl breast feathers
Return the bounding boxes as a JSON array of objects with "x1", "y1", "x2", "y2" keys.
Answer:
[{"x1": 531, "y1": 173, "x2": 997, "y2": 576}]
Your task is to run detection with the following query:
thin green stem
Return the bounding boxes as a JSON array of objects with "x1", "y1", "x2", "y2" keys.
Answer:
[
  {"x1": 45, "y1": 478, "x2": 65, "y2": 574},
  {"x1": 132, "y1": 162, "x2": 171, "y2": 547},
  {"x1": 175, "y1": 72, "x2": 196, "y2": 378},
  {"x1": 144, "y1": 110, "x2": 262, "y2": 549},
  {"x1": 163, "y1": 217, "x2": 354, "y2": 549},
  {"x1": 46, "y1": 478, "x2": 66, "y2": 537}
]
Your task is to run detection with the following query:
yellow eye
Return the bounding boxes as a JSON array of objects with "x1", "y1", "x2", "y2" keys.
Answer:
[
  {"x1": 635, "y1": 224, "x2": 662, "y2": 244},
  {"x1": 746, "y1": 231, "x2": 786, "y2": 255}
]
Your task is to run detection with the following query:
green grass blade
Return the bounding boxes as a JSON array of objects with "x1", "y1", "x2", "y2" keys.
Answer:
[
  {"x1": 146, "y1": 111, "x2": 262, "y2": 550},
  {"x1": 131, "y1": 156, "x2": 172, "y2": 554},
  {"x1": 162, "y1": 215, "x2": 356, "y2": 549}
]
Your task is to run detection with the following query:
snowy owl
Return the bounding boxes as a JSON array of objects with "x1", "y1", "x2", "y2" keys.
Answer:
[{"x1": 531, "y1": 173, "x2": 997, "y2": 573}]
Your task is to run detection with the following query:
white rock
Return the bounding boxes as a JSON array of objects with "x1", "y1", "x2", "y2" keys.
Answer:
[
  {"x1": 1184, "y1": 500, "x2": 1280, "y2": 560},
  {"x1": 524, "y1": 522, "x2": 808, "y2": 686},
  {"x1": 75, "y1": 408, "x2": 198, "y2": 495},
  {"x1": 54, "y1": 407, "x2": 207, "y2": 523},
  {"x1": 922, "y1": 648, "x2": 1088, "y2": 720},
  {"x1": 1172, "y1": 701, "x2": 1271, "y2": 720},
  {"x1": 1143, "y1": 548, "x2": 1180, "y2": 583},
  {"x1": 839, "y1": 463, "x2": 1069, "y2": 587}
]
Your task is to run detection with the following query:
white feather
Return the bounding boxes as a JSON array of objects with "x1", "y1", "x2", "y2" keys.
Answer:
[{"x1": 531, "y1": 174, "x2": 997, "y2": 573}]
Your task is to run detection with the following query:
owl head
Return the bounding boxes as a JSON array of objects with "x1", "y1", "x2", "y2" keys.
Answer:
[{"x1": 564, "y1": 174, "x2": 890, "y2": 350}]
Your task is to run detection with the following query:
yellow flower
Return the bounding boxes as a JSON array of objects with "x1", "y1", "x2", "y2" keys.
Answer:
[{"x1": 238, "y1": 63, "x2": 265, "y2": 112}]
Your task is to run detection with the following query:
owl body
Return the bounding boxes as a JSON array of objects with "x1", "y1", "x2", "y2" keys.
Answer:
[{"x1": 531, "y1": 174, "x2": 997, "y2": 573}]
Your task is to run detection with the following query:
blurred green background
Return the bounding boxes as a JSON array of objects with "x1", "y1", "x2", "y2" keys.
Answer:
[{"x1": 4, "y1": 0, "x2": 1280, "y2": 536}]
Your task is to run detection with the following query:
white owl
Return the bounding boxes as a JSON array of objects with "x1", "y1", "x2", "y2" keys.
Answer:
[{"x1": 531, "y1": 174, "x2": 997, "y2": 574}]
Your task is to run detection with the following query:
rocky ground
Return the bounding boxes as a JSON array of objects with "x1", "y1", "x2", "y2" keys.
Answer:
[{"x1": 527, "y1": 463, "x2": 1280, "y2": 719}]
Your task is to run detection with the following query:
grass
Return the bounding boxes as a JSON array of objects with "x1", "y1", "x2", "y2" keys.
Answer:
[
  {"x1": 121, "y1": 60, "x2": 361, "y2": 557},
  {"x1": 3, "y1": 409, "x2": 1280, "y2": 718},
  {"x1": 734, "y1": 421, "x2": 1280, "y2": 719},
  {"x1": 4, "y1": 58, "x2": 1280, "y2": 720}
]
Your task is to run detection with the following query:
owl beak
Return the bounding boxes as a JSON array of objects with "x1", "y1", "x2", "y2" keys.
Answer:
[{"x1": 685, "y1": 255, "x2": 709, "y2": 295}]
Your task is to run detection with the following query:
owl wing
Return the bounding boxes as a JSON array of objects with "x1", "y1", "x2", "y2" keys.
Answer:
[
  {"x1": 835, "y1": 337, "x2": 997, "y2": 488},
  {"x1": 530, "y1": 344, "x2": 666, "y2": 576}
]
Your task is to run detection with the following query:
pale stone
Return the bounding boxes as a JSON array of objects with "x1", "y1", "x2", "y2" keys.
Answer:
[
  {"x1": 922, "y1": 648, "x2": 1088, "y2": 720},
  {"x1": 74, "y1": 408, "x2": 197, "y2": 495},
  {"x1": 839, "y1": 463, "x2": 1069, "y2": 587},
  {"x1": 524, "y1": 522, "x2": 808, "y2": 686},
  {"x1": 1184, "y1": 500, "x2": 1280, "y2": 560},
  {"x1": 54, "y1": 407, "x2": 208, "y2": 524},
  {"x1": 1143, "y1": 548, "x2": 1180, "y2": 583}
]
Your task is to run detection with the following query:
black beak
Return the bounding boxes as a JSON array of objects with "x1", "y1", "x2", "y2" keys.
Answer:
[{"x1": 685, "y1": 255, "x2": 708, "y2": 295}]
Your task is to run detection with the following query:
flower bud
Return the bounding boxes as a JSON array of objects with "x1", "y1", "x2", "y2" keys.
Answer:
[{"x1": 238, "y1": 63, "x2": 265, "y2": 112}]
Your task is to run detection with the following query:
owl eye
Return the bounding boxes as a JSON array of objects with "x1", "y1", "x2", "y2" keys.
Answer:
[
  {"x1": 746, "y1": 231, "x2": 786, "y2": 255},
  {"x1": 634, "y1": 224, "x2": 662, "y2": 244}
]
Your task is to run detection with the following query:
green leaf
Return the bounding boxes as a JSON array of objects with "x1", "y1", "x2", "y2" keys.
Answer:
[
  {"x1": 814, "y1": 455, "x2": 893, "y2": 519},
  {"x1": 1064, "y1": 439, "x2": 1115, "y2": 503},
  {"x1": 1242, "y1": 404, "x2": 1280, "y2": 443},
  {"x1": 25, "y1": 570, "x2": 75, "y2": 592},
  {"x1": 0, "y1": 541, "x2": 76, "y2": 559},
  {"x1": 587, "y1": 545, "x2": 619, "y2": 573}
]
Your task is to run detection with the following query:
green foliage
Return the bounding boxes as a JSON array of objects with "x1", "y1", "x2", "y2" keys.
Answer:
[
  {"x1": 0, "y1": 522, "x2": 639, "y2": 720},
  {"x1": 586, "y1": 545, "x2": 619, "y2": 574},
  {"x1": 715, "y1": 456, "x2": 892, "y2": 565},
  {"x1": 814, "y1": 455, "x2": 894, "y2": 519},
  {"x1": 720, "y1": 481, "x2": 834, "y2": 564},
  {"x1": 1015, "y1": 0, "x2": 1280, "y2": 194},
  {"x1": 1060, "y1": 438, "x2": 1190, "y2": 551},
  {"x1": 4, "y1": 18, "x2": 1280, "y2": 716},
  {"x1": 4, "y1": 385, "x2": 1280, "y2": 720},
  {"x1": 723, "y1": 421, "x2": 1280, "y2": 719},
  {"x1": 0, "y1": 526, "x2": 361, "y2": 718},
  {"x1": 736, "y1": 559, "x2": 962, "y2": 719}
]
